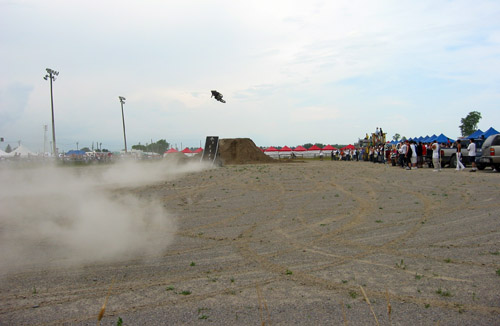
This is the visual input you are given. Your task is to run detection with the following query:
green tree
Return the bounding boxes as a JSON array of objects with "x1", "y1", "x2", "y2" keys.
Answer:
[
  {"x1": 132, "y1": 144, "x2": 146, "y2": 151},
  {"x1": 132, "y1": 139, "x2": 170, "y2": 154},
  {"x1": 5, "y1": 144, "x2": 12, "y2": 153},
  {"x1": 153, "y1": 139, "x2": 169, "y2": 154},
  {"x1": 460, "y1": 111, "x2": 482, "y2": 136},
  {"x1": 393, "y1": 133, "x2": 401, "y2": 141},
  {"x1": 81, "y1": 147, "x2": 91, "y2": 152}
]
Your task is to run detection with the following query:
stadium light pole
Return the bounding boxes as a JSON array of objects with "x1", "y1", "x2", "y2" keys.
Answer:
[
  {"x1": 44, "y1": 68, "x2": 59, "y2": 157},
  {"x1": 119, "y1": 96, "x2": 128, "y2": 153}
]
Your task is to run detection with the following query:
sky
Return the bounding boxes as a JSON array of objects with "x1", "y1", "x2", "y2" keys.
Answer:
[{"x1": 1, "y1": 0, "x2": 499, "y2": 153}]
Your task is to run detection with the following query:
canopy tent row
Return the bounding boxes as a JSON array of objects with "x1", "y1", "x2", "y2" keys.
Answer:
[
  {"x1": 0, "y1": 145, "x2": 37, "y2": 158},
  {"x1": 470, "y1": 127, "x2": 499, "y2": 139}
]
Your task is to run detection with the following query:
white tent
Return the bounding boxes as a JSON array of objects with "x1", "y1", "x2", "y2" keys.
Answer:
[
  {"x1": 0, "y1": 149, "x2": 12, "y2": 158},
  {"x1": 11, "y1": 145, "x2": 37, "y2": 157}
]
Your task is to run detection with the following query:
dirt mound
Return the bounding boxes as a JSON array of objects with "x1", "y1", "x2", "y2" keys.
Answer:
[{"x1": 218, "y1": 138, "x2": 276, "y2": 165}]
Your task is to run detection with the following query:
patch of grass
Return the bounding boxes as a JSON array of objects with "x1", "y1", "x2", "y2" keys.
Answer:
[
  {"x1": 341, "y1": 280, "x2": 348, "y2": 284},
  {"x1": 496, "y1": 269, "x2": 500, "y2": 276},
  {"x1": 375, "y1": 220, "x2": 383, "y2": 223},
  {"x1": 395, "y1": 259, "x2": 406, "y2": 270},
  {"x1": 180, "y1": 290, "x2": 192, "y2": 295},
  {"x1": 285, "y1": 269, "x2": 293, "y2": 275},
  {"x1": 230, "y1": 277, "x2": 235, "y2": 283},
  {"x1": 490, "y1": 251, "x2": 500, "y2": 256},
  {"x1": 190, "y1": 261, "x2": 196, "y2": 266},
  {"x1": 117, "y1": 317, "x2": 123, "y2": 326},
  {"x1": 436, "y1": 288, "x2": 452, "y2": 297},
  {"x1": 349, "y1": 291, "x2": 358, "y2": 299},
  {"x1": 347, "y1": 304, "x2": 352, "y2": 309},
  {"x1": 415, "y1": 273, "x2": 423, "y2": 280},
  {"x1": 166, "y1": 286, "x2": 175, "y2": 291},
  {"x1": 379, "y1": 207, "x2": 383, "y2": 210},
  {"x1": 335, "y1": 194, "x2": 340, "y2": 197},
  {"x1": 32, "y1": 286, "x2": 37, "y2": 294},
  {"x1": 444, "y1": 258, "x2": 452, "y2": 263},
  {"x1": 425, "y1": 303, "x2": 430, "y2": 309}
]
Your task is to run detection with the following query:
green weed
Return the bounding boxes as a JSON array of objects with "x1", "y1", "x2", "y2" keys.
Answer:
[
  {"x1": 436, "y1": 288, "x2": 452, "y2": 297},
  {"x1": 396, "y1": 259, "x2": 406, "y2": 270}
]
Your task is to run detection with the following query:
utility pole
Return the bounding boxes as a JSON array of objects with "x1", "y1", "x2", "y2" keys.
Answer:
[
  {"x1": 119, "y1": 96, "x2": 127, "y2": 153},
  {"x1": 43, "y1": 124, "x2": 48, "y2": 154},
  {"x1": 44, "y1": 68, "x2": 59, "y2": 157}
]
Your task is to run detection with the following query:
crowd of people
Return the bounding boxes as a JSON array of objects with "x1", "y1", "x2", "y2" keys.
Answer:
[{"x1": 359, "y1": 138, "x2": 479, "y2": 172}]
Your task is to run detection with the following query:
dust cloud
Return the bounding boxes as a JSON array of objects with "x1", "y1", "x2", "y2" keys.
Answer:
[{"x1": 0, "y1": 159, "x2": 211, "y2": 273}]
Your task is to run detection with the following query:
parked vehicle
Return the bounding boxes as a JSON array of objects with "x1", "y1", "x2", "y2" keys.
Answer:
[
  {"x1": 440, "y1": 138, "x2": 484, "y2": 168},
  {"x1": 477, "y1": 134, "x2": 500, "y2": 171}
]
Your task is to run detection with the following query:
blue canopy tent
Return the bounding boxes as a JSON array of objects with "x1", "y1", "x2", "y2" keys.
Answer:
[
  {"x1": 427, "y1": 134, "x2": 438, "y2": 142},
  {"x1": 66, "y1": 150, "x2": 86, "y2": 156},
  {"x1": 466, "y1": 129, "x2": 483, "y2": 139},
  {"x1": 434, "y1": 133, "x2": 454, "y2": 144},
  {"x1": 481, "y1": 127, "x2": 499, "y2": 139}
]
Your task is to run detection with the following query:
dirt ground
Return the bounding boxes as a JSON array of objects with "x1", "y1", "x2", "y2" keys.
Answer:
[{"x1": 1, "y1": 160, "x2": 499, "y2": 325}]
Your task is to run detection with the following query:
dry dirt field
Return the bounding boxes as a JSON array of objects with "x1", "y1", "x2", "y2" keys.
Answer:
[{"x1": 1, "y1": 160, "x2": 500, "y2": 325}]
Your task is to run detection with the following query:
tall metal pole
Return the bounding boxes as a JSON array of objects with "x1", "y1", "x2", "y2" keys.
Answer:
[
  {"x1": 44, "y1": 68, "x2": 59, "y2": 157},
  {"x1": 119, "y1": 96, "x2": 127, "y2": 153},
  {"x1": 49, "y1": 75, "x2": 56, "y2": 156}
]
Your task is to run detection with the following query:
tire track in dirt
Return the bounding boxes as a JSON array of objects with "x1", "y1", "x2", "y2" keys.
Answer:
[{"x1": 231, "y1": 163, "x2": 500, "y2": 316}]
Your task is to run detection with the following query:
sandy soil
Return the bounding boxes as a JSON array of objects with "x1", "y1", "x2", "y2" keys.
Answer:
[{"x1": 1, "y1": 161, "x2": 499, "y2": 325}]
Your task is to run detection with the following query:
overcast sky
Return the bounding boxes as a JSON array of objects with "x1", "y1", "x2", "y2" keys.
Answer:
[{"x1": 1, "y1": 0, "x2": 499, "y2": 152}]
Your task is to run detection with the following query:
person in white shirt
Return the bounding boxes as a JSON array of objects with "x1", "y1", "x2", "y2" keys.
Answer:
[
  {"x1": 431, "y1": 141, "x2": 441, "y2": 171},
  {"x1": 410, "y1": 141, "x2": 418, "y2": 169},
  {"x1": 467, "y1": 139, "x2": 477, "y2": 172}
]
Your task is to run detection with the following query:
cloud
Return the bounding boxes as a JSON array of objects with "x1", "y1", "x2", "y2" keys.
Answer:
[
  {"x1": 0, "y1": 83, "x2": 34, "y2": 127},
  {"x1": 290, "y1": 106, "x2": 341, "y2": 122}
]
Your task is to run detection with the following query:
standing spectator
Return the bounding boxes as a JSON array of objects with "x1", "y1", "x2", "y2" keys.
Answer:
[
  {"x1": 421, "y1": 143, "x2": 428, "y2": 167},
  {"x1": 431, "y1": 141, "x2": 441, "y2": 172},
  {"x1": 455, "y1": 141, "x2": 465, "y2": 171},
  {"x1": 467, "y1": 139, "x2": 477, "y2": 172},
  {"x1": 399, "y1": 142, "x2": 407, "y2": 168},
  {"x1": 410, "y1": 141, "x2": 417, "y2": 169},
  {"x1": 417, "y1": 142, "x2": 423, "y2": 168}
]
